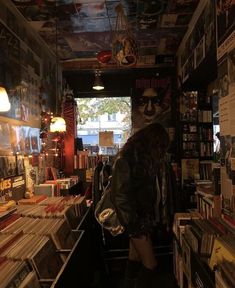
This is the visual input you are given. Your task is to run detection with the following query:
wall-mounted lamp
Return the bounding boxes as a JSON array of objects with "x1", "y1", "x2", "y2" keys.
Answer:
[
  {"x1": 50, "y1": 116, "x2": 66, "y2": 132},
  {"x1": 0, "y1": 86, "x2": 11, "y2": 112},
  {"x1": 92, "y1": 71, "x2": 104, "y2": 91}
]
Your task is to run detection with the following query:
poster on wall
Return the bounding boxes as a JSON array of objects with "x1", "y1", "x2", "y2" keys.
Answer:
[
  {"x1": 6, "y1": 156, "x2": 17, "y2": 178},
  {"x1": 0, "y1": 122, "x2": 11, "y2": 154},
  {"x1": 0, "y1": 156, "x2": 17, "y2": 179},
  {"x1": 0, "y1": 122, "x2": 40, "y2": 155},
  {"x1": 132, "y1": 77, "x2": 172, "y2": 131},
  {"x1": 219, "y1": 95, "x2": 230, "y2": 136},
  {"x1": 29, "y1": 127, "x2": 40, "y2": 153},
  {"x1": 0, "y1": 176, "x2": 26, "y2": 202},
  {"x1": 99, "y1": 131, "x2": 114, "y2": 147},
  {"x1": 0, "y1": 157, "x2": 8, "y2": 178},
  {"x1": 10, "y1": 125, "x2": 26, "y2": 154},
  {"x1": 181, "y1": 158, "x2": 199, "y2": 185}
]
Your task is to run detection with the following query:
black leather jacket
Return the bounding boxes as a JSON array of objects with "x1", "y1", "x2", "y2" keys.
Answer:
[
  {"x1": 110, "y1": 156, "x2": 177, "y2": 235},
  {"x1": 110, "y1": 157, "x2": 158, "y2": 235},
  {"x1": 110, "y1": 157, "x2": 137, "y2": 234}
]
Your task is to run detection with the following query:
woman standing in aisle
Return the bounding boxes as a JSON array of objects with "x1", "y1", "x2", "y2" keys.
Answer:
[{"x1": 110, "y1": 121, "x2": 175, "y2": 288}]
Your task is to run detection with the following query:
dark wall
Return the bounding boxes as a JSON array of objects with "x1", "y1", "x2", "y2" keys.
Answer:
[
  {"x1": 63, "y1": 67, "x2": 176, "y2": 98},
  {"x1": 182, "y1": 47, "x2": 217, "y2": 91}
]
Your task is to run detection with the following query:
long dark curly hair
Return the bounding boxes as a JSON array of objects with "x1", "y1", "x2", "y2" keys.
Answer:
[{"x1": 119, "y1": 122, "x2": 170, "y2": 178}]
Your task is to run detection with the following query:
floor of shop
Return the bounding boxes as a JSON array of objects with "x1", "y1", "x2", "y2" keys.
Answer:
[{"x1": 90, "y1": 228, "x2": 179, "y2": 288}]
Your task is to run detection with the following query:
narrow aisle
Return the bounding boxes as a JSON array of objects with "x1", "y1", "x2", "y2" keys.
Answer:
[
  {"x1": 91, "y1": 218, "x2": 179, "y2": 288},
  {"x1": 104, "y1": 251, "x2": 178, "y2": 288}
]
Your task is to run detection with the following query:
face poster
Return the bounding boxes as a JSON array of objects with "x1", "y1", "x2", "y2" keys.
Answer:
[{"x1": 132, "y1": 77, "x2": 172, "y2": 131}]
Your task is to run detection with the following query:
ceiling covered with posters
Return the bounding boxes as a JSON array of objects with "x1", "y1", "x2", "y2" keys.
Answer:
[{"x1": 11, "y1": 0, "x2": 200, "y2": 70}]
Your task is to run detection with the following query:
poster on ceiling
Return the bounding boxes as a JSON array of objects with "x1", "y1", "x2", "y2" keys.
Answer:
[{"x1": 132, "y1": 77, "x2": 172, "y2": 131}]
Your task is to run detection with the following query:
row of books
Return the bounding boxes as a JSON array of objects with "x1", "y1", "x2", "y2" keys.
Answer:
[
  {"x1": 196, "y1": 190, "x2": 221, "y2": 219},
  {"x1": 184, "y1": 218, "x2": 225, "y2": 258},
  {"x1": 198, "y1": 110, "x2": 212, "y2": 122},
  {"x1": 210, "y1": 234, "x2": 235, "y2": 272},
  {"x1": 199, "y1": 142, "x2": 213, "y2": 157},
  {"x1": 173, "y1": 211, "x2": 202, "y2": 246},
  {"x1": 182, "y1": 128, "x2": 212, "y2": 142},
  {"x1": 198, "y1": 126, "x2": 213, "y2": 141},
  {"x1": 173, "y1": 212, "x2": 235, "y2": 288},
  {"x1": 199, "y1": 161, "x2": 213, "y2": 180}
]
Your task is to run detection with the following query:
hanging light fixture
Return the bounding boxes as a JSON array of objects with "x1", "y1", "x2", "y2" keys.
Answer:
[
  {"x1": 92, "y1": 70, "x2": 104, "y2": 91},
  {"x1": 0, "y1": 86, "x2": 11, "y2": 112},
  {"x1": 50, "y1": 5, "x2": 66, "y2": 133}
]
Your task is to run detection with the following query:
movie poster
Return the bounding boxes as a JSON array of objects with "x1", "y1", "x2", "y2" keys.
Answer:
[
  {"x1": 132, "y1": 77, "x2": 172, "y2": 131},
  {"x1": 29, "y1": 127, "x2": 40, "y2": 153}
]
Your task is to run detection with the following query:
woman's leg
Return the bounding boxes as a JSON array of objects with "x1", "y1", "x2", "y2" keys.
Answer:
[
  {"x1": 130, "y1": 235, "x2": 157, "y2": 270},
  {"x1": 130, "y1": 235, "x2": 157, "y2": 288},
  {"x1": 129, "y1": 237, "x2": 141, "y2": 261},
  {"x1": 123, "y1": 239, "x2": 141, "y2": 288}
]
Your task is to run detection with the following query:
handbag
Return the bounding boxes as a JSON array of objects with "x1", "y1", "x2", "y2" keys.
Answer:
[{"x1": 94, "y1": 178, "x2": 124, "y2": 236}]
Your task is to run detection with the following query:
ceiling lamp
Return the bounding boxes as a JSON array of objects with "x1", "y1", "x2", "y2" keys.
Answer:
[
  {"x1": 49, "y1": 6, "x2": 66, "y2": 133},
  {"x1": 0, "y1": 86, "x2": 11, "y2": 112},
  {"x1": 93, "y1": 71, "x2": 104, "y2": 91}
]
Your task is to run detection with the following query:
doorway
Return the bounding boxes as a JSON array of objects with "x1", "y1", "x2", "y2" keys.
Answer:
[{"x1": 75, "y1": 97, "x2": 131, "y2": 155}]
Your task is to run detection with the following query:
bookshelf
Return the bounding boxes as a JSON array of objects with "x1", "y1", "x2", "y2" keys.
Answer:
[
  {"x1": 173, "y1": 176, "x2": 235, "y2": 288},
  {"x1": 179, "y1": 91, "x2": 213, "y2": 162},
  {"x1": 179, "y1": 91, "x2": 213, "y2": 208}
]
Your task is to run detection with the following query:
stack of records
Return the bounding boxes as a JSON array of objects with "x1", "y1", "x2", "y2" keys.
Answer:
[
  {"x1": 0, "y1": 258, "x2": 33, "y2": 288},
  {"x1": 1, "y1": 217, "x2": 77, "y2": 251},
  {"x1": 0, "y1": 234, "x2": 63, "y2": 279}
]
